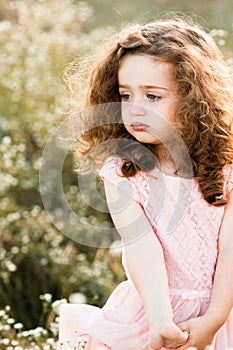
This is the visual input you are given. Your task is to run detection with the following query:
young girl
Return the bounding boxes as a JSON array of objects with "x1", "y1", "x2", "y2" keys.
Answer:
[{"x1": 58, "y1": 17, "x2": 233, "y2": 350}]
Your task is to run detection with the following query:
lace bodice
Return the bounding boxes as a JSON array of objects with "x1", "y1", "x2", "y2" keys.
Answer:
[{"x1": 99, "y1": 157, "x2": 233, "y2": 294}]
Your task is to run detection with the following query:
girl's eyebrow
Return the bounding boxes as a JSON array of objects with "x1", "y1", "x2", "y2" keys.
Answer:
[{"x1": 118, "y1": 84, "x2": 169, "y2": 90}]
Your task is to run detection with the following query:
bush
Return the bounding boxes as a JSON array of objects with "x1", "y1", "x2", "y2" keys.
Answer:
[{"x1": 0, "y1": 0, "x2": 124, "y2": 336}]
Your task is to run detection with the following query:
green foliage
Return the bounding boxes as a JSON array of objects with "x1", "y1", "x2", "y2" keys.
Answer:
[
  {"x1": 0, "y1": 0, "x2": 124, "y2": 339},
  {"x1": 85, "y1": 0, "x2": 233, "y2": 32}
]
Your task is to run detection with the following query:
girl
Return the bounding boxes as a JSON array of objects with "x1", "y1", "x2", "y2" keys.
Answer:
[{"x1": 58, "y1": 17, "x2": 233, "y2": 350}]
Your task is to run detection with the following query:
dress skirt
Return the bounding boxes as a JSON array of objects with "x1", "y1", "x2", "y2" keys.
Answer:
[{"x1": 58, "y1": 280, "x2": 233, "y2": 350}]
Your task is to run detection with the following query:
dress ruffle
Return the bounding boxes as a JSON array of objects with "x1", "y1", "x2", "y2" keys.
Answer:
[{"x1": 58, "y1": 280, "x2": 233, "y2": 349}]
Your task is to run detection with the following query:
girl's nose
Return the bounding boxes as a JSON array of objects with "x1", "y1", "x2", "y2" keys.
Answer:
[{"x1": 129, "y1": 103, "x2": 146, "y2": 116}]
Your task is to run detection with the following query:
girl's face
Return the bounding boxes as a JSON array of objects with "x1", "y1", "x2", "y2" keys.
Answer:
[{"x1": 118, "y1": 54, "x2": 179, "y2": 144}]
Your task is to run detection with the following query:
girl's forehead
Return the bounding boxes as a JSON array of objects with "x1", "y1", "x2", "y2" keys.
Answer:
[
  {"x1": 119, "y1": 53, "x2": 164, "y2": 64},
  {"x1": 118, "y1": 54, "x2": 174, "y2": 73},
  {"x1": 118, "y1": 54, "x2": 175, "y2": 89}
]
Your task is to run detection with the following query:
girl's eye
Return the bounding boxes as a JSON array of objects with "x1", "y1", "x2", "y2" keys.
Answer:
[
  {"x1": 120, "y1": 94, "x2": 131, "y2": 101},
  {"x1": 147, "y1": 94, "x2": 160, "y2": 100}
]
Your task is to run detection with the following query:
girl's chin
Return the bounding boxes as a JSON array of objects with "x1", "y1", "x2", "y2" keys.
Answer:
[
  {"x1": 126, "y1": 128, "x2": 160, "y2": 144},
  {"x1": 134, "y1": 136, "x2": 160, "y2": 144},
  {"x1": 131, "y1": 132, "x2": 159, "y2": 143}
]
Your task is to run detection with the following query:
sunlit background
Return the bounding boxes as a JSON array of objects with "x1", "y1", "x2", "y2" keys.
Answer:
[{"x1": 0, "y1": 0, "x2": 232, "y2": 349}]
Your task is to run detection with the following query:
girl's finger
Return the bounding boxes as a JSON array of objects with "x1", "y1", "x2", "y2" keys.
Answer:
[{"x1": 182, "y1": 330, "x2": 190, "y2": 341}]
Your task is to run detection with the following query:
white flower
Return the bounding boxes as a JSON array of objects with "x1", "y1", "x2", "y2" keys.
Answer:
[
  {"x1": 21, "y1": 330, "x2": 30, "y2": 337},
  {"x1": 46, "y1": 338, "x2": 54, "y2": 345},
  {"x1": 40, "y1": 293, "x2": 52, "y2": 302},
  {"x1": 33, "y1": 157, "x2": 42, "y2": 170},
  {"x1": 5, "y1": 261, "x2": 17, "y2": 272},
  {"x1": 2, "y1": 136, "x2": 12, "y2": 145},
  {"x1": 11, "y1": 246, "x2": 20, "y2": 255},
  {"x1": 32, "y1": 326, "x2": 47, "y2": 337},
  {"x1": 218, "y1": 39, "x2": 226, "y2": 46},
  {"x1": 7, "y1": 212, "x2": 21, "y2": 222},
  {"x1": 14, "y1": 322, "x2": 23, "y2": 330},
  {"x1": 77, "y1": 335, "x2": 89, "y2": 348},
  {"x1": 7, "y1": 317, "x2": 15, "y2": 324},
  {"x1": 2, "y1": 338, "x2": 10, "y2": 345},
  {"x1": 11, "y1": 340, "x2": 19, "y2": 346},
  {"x1": 43, "y1": 346, "x2": 50, "y2": 350},
  {"x1": 52, "y1": 298, "x2": 67, "y2": 315},
  {"x1": 109, "y1": 240, "x2": 122, "y2": 256},
  {"x1": 68, "y1": 293, "x2": 87, "y2": 304}
]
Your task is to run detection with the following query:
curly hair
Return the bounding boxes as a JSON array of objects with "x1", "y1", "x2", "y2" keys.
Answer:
[{"x1": 66, "y1": 16, "x2": 233, "y2": 206}]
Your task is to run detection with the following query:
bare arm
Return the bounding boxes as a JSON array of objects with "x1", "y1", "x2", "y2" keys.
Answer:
[
  {"x1": 104, "y1": 179, "x2": 188, "y2": 348},
  {"x1": 204, "y1": 189, "x2": 233, "y2": 327}
]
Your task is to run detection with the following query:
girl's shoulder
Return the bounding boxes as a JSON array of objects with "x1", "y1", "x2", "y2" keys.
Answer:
[
  {"x1": 223, "y1": 162, "x2": 233, "y2": 193},
  {"x1": 99, "y1": 156, "x2": 149, "y2": 203},
  {"x1": 99, "y1": 156, "x2": 123, "y2": 180}
]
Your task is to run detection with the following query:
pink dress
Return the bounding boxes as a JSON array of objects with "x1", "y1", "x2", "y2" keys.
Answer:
[{"x1": 58, "y1": 157, "x2": 233, "y2": 350}]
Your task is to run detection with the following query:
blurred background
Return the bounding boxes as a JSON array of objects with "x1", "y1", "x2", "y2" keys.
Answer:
[{"x1": 0, "y1": 0, "x2": 232, "y2": 349}]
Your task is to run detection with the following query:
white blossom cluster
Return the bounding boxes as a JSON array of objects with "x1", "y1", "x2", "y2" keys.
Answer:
[
  {"x1": 0, "y1": 292, "x2": 91, "y2": 350},
  {"x1": 0, "y1": 0, "x2": 119, "y2": 348}
]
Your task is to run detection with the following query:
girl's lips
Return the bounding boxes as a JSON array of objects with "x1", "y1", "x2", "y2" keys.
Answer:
[{"x1": 131, "y1": 123, "x2": 149, "y2": 131}]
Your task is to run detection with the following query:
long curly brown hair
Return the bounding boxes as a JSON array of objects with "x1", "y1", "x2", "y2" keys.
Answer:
[{"x1": 66, "y1": 17, "x2": 233, "y2": 206}]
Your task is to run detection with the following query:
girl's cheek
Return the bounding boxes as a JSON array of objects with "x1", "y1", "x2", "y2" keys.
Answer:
[
  {"x1": 121, "y1": 106, "x2": 130, "y2": 119},
  {"x1": 122, "y1": 116, "x2": 129, "y2": 126}
]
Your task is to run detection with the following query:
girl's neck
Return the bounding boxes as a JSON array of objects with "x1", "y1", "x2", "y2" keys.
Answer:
[{"x1": 154, "y1": 144, "x2": 178, "y2": 176}]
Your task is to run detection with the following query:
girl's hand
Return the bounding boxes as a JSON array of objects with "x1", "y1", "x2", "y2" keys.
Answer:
[
  {"x1": 176, "y1": 315, "x2": 217, "y2": 350},
  {"x1": 149, "y1": 321, "x2": 189, "y2": 349}
]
